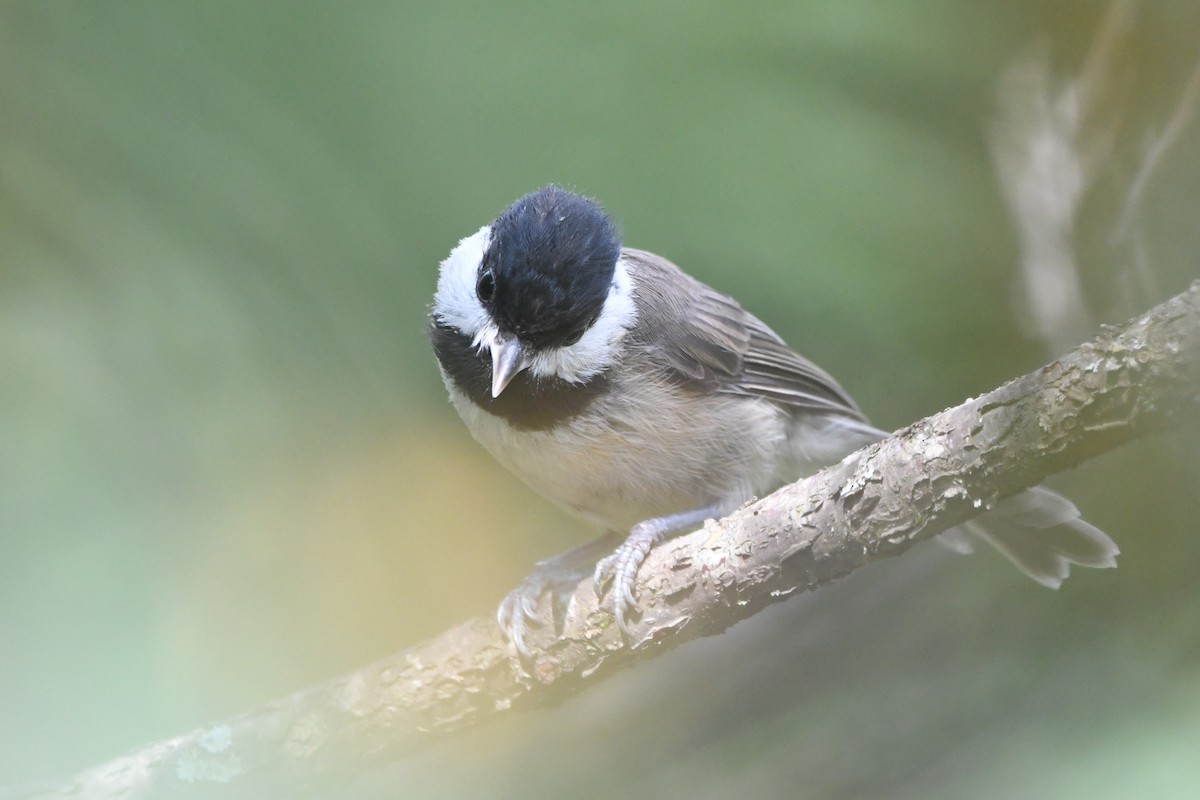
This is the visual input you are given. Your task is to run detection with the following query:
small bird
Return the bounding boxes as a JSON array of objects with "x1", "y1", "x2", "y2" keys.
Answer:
[{"x1": 429, "y1": 185, "x2": 1118, "y2": 653}]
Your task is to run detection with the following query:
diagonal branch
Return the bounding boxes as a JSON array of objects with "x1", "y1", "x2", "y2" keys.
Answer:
[{"x1": 20, "y1": 282, "x2": 1200, "y2": 800}]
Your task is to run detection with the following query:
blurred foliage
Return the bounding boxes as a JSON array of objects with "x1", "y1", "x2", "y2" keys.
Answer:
[{"x1": 2, "y1": 1, "x2": 1199, "y2": 797}]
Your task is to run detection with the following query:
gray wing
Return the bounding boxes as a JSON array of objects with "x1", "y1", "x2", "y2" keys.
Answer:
[{"x1": 622, "y1": 248, "x2": 869, "y2": 423}]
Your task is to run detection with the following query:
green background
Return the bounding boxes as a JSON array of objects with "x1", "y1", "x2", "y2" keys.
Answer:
[{"x1": 3, "y1": 2, "x2": 1199, "y2": 797}]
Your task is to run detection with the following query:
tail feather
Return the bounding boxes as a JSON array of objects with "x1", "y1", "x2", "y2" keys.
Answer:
[
  {"x1": 936, "y1": 528, "x2": 976, "y2": 555},
  {"x1": 989, "y1": 486, "x2": 1081, "y2": 528},
  {"x1": 958, "y1": 487, "x2": 1118, "y2": 588}
]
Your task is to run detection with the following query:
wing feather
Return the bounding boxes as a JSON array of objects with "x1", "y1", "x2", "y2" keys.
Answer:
[{"x1": 622, "y1": 248, "x2": 867, "y2": 422}]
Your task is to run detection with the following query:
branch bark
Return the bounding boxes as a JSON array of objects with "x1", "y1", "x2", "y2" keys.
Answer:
[{"x1": 18, "y1": 282, "x2": 1200, "y2": 799}]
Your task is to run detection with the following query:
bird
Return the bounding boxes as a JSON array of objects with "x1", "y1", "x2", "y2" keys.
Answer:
[{"x1": 429, "y1": 185, "x2": 1118, "y2": 654}]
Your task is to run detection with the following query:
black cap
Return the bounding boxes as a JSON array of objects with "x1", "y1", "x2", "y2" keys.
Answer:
[{"x1": 479, "y1": 185, "x2": 621, "y2": 350}]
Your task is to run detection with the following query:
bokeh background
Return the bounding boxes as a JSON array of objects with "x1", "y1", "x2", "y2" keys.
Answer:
[{"x1": 3, "y1": 1, "x2": 1199, "y2": 798}]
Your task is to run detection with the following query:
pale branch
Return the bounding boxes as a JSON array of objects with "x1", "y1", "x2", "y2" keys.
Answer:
[{"x1": 19, "y1": 282, "x2": 1200, "y2": 800}]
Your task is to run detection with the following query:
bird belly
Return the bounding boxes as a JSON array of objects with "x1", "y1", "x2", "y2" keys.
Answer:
[{"x1": 447, "y1": 381, "x2": 790, "y2": 532}]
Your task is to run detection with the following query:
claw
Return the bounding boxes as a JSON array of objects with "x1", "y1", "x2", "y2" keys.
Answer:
[
  {"x1": 510, "y1": 618, "x2": 529, "y2": 658},
  {"x1": 496, "y1": 587, "x2": 542, "y2": 659},
  {"x1": 592, "y1": 558, "x2": 611, "y2": 596},
  {"x1": 495, "y1": 543, "x2": 609, "y2": 659},
  {"x1": 500, "y1": 509, "x2": 716, "y2": 651},
  {"x1": 594, "y1": 507, "x2": 722, "y2": 635},
  {"x1": 592, "y1": 521, "x2": 662, "y2": 632}
]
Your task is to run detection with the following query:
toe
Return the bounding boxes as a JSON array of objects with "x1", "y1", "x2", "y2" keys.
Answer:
[
  {"x1": 496, "y1": 587, "x2": 542, "y2": 659},
  {"x1": 509, "y1": 617, "x2": 530, "y2": 659},
  {"x1": 593, "y1": 554, "x2": 615, "y2": 597}
]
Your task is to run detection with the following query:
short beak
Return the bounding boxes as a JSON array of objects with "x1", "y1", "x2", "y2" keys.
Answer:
[{"x1": 490, "y1": 333, "x2": 528, "y2": 398}]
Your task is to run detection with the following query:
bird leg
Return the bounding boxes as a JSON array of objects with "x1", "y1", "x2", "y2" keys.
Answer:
[
  {"x1": 593, "y1": 505, "x2": 723, "y2": 634},
  {"x1": 497, "y1": 531, "x2": 622, "y2": 657}
]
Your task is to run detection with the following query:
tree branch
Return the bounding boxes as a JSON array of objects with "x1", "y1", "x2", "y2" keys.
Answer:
[{"x1": 20, "y1": 282, "x2": 1200, "y2": 799}]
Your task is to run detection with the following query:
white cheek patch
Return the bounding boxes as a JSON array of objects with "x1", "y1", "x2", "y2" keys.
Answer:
[
  {"x1": 434, "y1": 231, "x2": 637, "y2": 386},
  {"x1": 526, "y1": 257, "x2": 638, "y2": 384},
  {"x1": 432, "y1": 225, "x2": 491, "y2": 339}
]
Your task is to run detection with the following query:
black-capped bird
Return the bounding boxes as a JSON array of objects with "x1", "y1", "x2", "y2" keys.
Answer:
[{"x1": 430, "y1": 186, "x2": 1118, "y2": 654}]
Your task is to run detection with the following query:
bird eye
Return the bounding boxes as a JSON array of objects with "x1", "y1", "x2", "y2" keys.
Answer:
[
  {"x1": 562, "y1": 328, "x2": 584, "y2": 347},
  {"x1": 476, "y1": 270, "x2": 495, "y2": 303}
]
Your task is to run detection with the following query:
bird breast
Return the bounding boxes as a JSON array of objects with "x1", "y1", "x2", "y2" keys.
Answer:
[{"x1": 447, "y1": 372, "x2": 791, "y2": 532}]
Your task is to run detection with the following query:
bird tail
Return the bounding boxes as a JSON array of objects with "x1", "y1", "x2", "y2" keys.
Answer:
[{"x1": 954, "y1": 486, "x2": 1118, "y2": 587}]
